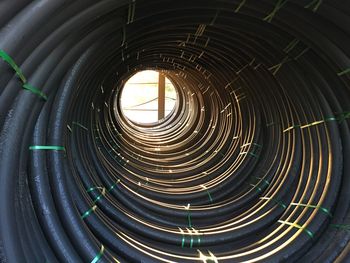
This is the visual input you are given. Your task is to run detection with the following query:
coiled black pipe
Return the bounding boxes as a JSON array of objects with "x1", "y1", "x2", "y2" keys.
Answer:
[{"x1": 1, "y1": 1, "x2": 350, "y2": 262}]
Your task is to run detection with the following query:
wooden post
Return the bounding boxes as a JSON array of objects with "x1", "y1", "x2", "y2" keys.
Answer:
[{"x1": 158, "y1": 73, "x2": 165, "y2": 120}]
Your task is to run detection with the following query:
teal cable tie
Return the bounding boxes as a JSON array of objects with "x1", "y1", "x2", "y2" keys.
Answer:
[
  {"x1": 188, "y1": 211, "x2": 192, "y2": 227},
  {"x1": 291, "y1": 202, "x2": 332, "y2": 217},
  {"x1": 278, "y1": 220, "x2": 314, "y2": 239},
  {"x1": 330, "y1": 224, "x2": 350, "y2": 231},
  {"x1": 29, "y1": 145, "x2": 65, "y2": 152},
  {"x1": 263, "y1": 0, "x2": 289, "y2": 23},
  {"x1": 81, "y1": 205, "x2": 97, "y2": 219},
  {"x1": 337, "y1": 112, "x2": 350, "y2": 123},
  {"x1": 338, "y1": 68, "x2": 350, "y2": 77},
  {"x1": 72, "y1": 121, "x2": 89, "y2": 131},
  {"x1": 0, "y1": 49, "x2": 26, "y2": 83},
  {"x1": 0, "y1": 50, "x2": 48, "y2": 100},
  {"x1": 235, "y1": 0, "x2": 247, "y2": 13},
  {"x1": 109, "y1": 179, "x2": 121, "y2": 191},
  {"x1": 23, "y1": 83, "x2": 47, "y2": 101},
  {"x1": 207, "y1": 190, "x2": 213, "y2": 203},
  {"x1": 91, "y1": 245, "x2": 105, "y2": 263},
  {"x1": 304, "y1": 0, "x2": 323, "y2": 12}
]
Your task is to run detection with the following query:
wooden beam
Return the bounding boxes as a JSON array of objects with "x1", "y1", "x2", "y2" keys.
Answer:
[{"x1": 158, "y1": 73, "x2": 165, "y2": 120}]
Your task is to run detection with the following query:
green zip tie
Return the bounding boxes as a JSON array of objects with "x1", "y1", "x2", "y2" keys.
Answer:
[
  {"x1": 294, "y1": 47, "x2": 310, "y2": 60},
  {"x1": 29, "y1": 145, "x2": 66, "y2": 151},
  {"x1": 109, "y1": 179, "x2": 121, "y2": 191},
  {"x1": 244, "y1": 151, "x2": 259, "y2": 158},
  {"x1": 304, "y1": 0, "x2": 322, "y2": 12},
  {"x1": 91, "y1": 245, "x2": 105, "y2": 263},
  {"x1": 260, "y1": 196, "x2": 287, "y2": 209},
  {"x1": 92, "y1": 188, "x2": 106, "y2": 204},
  {"x1": 255, "y1": 177, "x2": 270, "y2": 187},
  {"x1": 0, "y1": 49, "x2": 26, "y2": 83},
  {"x1": 210, "y1": 10, "x2": 219, "y2": 26},
  {"x1": 81, "y1": 205, "x2": 97, "y2": 219},
  {"x1": 206, "y1": 190, "x2": 213, "y2": 202},
  {"x1": 23, "y1": 84, "x2": 47, "y2": 100},
  {"x1": 300, "y1": 120, "x2": 326, "y2": 129},
  {"x1": 263, "y1": 0, "x2": 289, "y2": 23},
  {"x1": 283, "y1": 124, "x2": 301, "y2": 133},
  {"x1": 338, "y1": 68, "x2": 350, "y2": 76},
  {"x1": 72, "y1": 121, "x2": 88, "y2": 131},
  {"x1": 284, "y1": 38, "x2": 300, "y2": 53},
  {"x1": 337, "y1": 112, "x2": 350, "y2": 123},
  {"x1": 127, "y1": 0, "x2": 136, "y2": 24},
  {"x1": 251, "y1": 183, "x2": 263, "y2": 193},
  {"x1": 188, "y1": 211, "x2": 192, "y2": 227},
  {"x1": 191, "y1": 228, "x2": 201, "y2": 247},
  {"x1": 0, "y1": 50, "x2": 48, "y2": 100},
  {"x1": 278, "y1": 220, "x2": 314, "y2": 238},
  {"x1": 179, "y1": 228, "x2": 186, "y2": 248},
  {"x1": 291, "y1": 202, "x2": 332, "y2": 217},
  {"x1": 330, "y1": 224, "x2": 350, "y2": 231},
  {"x1": 235, "y1": 0, "x2": 247, "y2": 13},
  {"x1": 284, "y1": 114, "x2": 346, "y2": 132},
  {"x1": 269, "y1": 56, "x2": 290, "y2": 75},
  {"x1": 87, "y1": 186, "x2": 104, "y2": 193}
]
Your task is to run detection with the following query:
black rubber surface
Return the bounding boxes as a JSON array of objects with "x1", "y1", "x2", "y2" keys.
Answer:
[{"x1": 0, "y1": 1, "x2": 350, "y2": 262}]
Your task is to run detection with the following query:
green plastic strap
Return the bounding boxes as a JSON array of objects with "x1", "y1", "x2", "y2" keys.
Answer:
[
  {"x1": 291, "y1": 202, "x2": 332, "y2": 217},
  {"x1": 283, "y1": 124, "x2": 300, "y2": 133},
  {"x1": 87, "y1": 186, "x2": 104, "y2": 193},
  {"x1": 301, "y1": 120, "x2": 326, "y2": 129},
  {"x1": 191, "y1": 228, "x2": 201, "y2": 247},
  {"x1": 0, "y1": 49, "x2": 27, "y2": 83},
  {"x1": 1, "y1": 50, "x2": 48, "y2": 100},
  {"x1": 87, "y1": 187, "x2": 106, "y2": 204},
  {"x1": 206, "y1": 190, "x2": 213, "y2": 202},
  {"x1": 284, "y1": 113, "x2": 348, "y2": 132},
  {"x1": 210, "y1": 10, "x2": 219, "y2": 26},
  {"x1": 72, "y1": 121, "x2": 88, "y2": 131},
  {"x1": 278, "y1": 220, "x2": 314, "y2": 238},
  {"x1": 250, "y1": 183, "x2": 262, "y2": 193},
  {"x1": 330, "y1": 224, "x2": 350, "y2": 231},
  {"x1": 190, "y1": 232, "x2": 194, "y2": 248},
  {"x1": 127, "y1": 0, "x2": 136, "y2": 24},
  {"x1": 188, "y1": 211, "x2": 192, "y2": 227},
  {"x1": 91, "y1": 245, "x2": 105, "y2": 263},
  {"x1": 260, "y1": 197, "x2": 287, "y2": 209},
  {"x1": 255, "y1": 177, "x2": 270, "y2": 187},
  {"x1": 338, "y1": 68, "x2": 350, "y2": 76},
  {"x1": 235, "y1": 0, "x2": 247, "y2": 13},
  {"x1": 81, "y1": 205, "x2": 97, "y2": 219},
  {"x1": 294, "y1": 47, "x2": 310, "y2": 60},
  {"x1": 109, "y1": 179, "x2": 121, "y2": 191},
  {"x1": 23, "y1": 84, "x2": 48, "y2": 100},
  {"x1": 29, "y1": 145, "x2": 65, "y2": 151},
  {"x1": 263, "y1": 0, "x2": 289, "y2": 23},
  {"x1": 337, "y1": 112, "x2": 350, "y2": 123},
  {"x1": 304, "y1": 0, "x2": 322, "y2": 12},
  {"x1": 269, "y1": 56, "x2": 290, "y2": 75},
  {"x1": 179, "y1": 228, "x2": 186, "y2": 248},
  {"x1": 248, "y1": 152, "x2": 259, "y2": 158},
  {"x1": 240, "y1": 151, "x2": 259, "y2": 158},
  {"x1": 284, "y1": 38, "x2": 300, "y2": 53}
]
